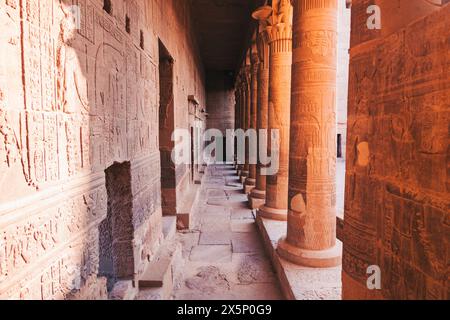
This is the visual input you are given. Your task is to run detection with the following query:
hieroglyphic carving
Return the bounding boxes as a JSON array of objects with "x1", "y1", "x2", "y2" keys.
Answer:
[
  {"x1": 252, "y1": 0, "x2": 293, "y2": 220},
  {"x1": 23, "y1": 23, "x2": 42, "y2": 112},
  {"x1": 0, "y1": 182, "x2": 106, "y2": 287},
  {"x1": 343, "y1": 2, "x2": 450, "y2": 300},
  {"x1": 0, "y1": 2, "x2": 32, "y2": 189},
  {"x1": 1, "y1": 0, "x2": 206, "y2": 299},
  {"x1": 0, "y1": 230, "x2": 106, "y2": 300},
  {"x1": 76, "y1": 0, "x2": 95, "y2": 43},
  {"x1": 277, "y1": 0, "x2": 340, "y2": 267}
]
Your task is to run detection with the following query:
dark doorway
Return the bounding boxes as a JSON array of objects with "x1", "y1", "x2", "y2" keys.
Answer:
[
  {"x1": 191, "y1": 126, "x2": 195, "y2": 182},
  {"x1": 158, "y1": 40, "x2": 177, "y2": 216},
  {"x1": 222, "y1": 137, "x2": 227, "y2": 163},
  {"x1": 337, "y1": 134, "x2": 343, "y2": 158},
  {"x1": 99, "y1": 161, "x2": 134, "y2": 292}
]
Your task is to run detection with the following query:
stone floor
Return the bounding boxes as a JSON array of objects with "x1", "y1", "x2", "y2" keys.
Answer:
[{"x1": 173, "y1": 164, "x2": 284, "y2": 300}]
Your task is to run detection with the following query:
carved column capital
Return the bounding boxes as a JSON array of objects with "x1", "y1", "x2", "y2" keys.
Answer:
[{"x1": 265, "y1": 0, "x2": 293, "y2": 50}]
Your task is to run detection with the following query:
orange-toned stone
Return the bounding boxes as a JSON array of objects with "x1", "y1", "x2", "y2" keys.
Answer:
[
  {"x1": 239, "y1": 64, "x2": 251, "y2": 182},
  {"x1": 342, "y1": 0, "x2": 449, "y2": 300},
  {"x1": 249, "y1": 11, "x2": 271, "y2": 209},
  {"x1": 255, "y1": 0, "x2": 293, "y2": 221},
  {"x1": 244, "y1": 43, "x2": 259, "y2": 195},
  {"x1": 277, "y1": 0, "x2": 341, "y2": 267}
]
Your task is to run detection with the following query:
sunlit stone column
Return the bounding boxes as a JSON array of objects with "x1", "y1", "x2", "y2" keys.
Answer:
[
  {"x1": 256, "y1": 0, "x2": 293, "y2": 221},
  {"x1": 278, "y1": 0, "x2": 341, "y2": 267},
  {"x1": 249, "y1": 13, "x2": 270, "y2": 209},
  {"x1": 244, "y1": 43, "x2": 259, "y2": 194}
]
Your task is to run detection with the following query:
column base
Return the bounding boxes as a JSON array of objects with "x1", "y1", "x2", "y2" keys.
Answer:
[
  {"x1": 248, "y1": 196, "x2": 265, "y2": 209},
  {"x1": 243, "y1": 178, "x2": 256, "y2": 194},
  {"x1": 240, "y1": 171, "x2": 249, "y2": 184},
  {"x1": 248, "y1": 189, "x2": 265, "y2": 209},
  {"x1": 250, "y1": 188, "x2": 266, "y2": 199},
  {"x1": 257, "y1": 205, "x2": 287, "y2": 221},
  {"x1": 277, "y1": 237, "x2": 342, "y2": 268}
]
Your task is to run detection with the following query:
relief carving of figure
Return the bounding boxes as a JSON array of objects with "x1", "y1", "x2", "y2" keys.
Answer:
[
  {"x1": 56, "y1": 3, "x2": 86, "y2": 114},
  {"x1": 304, "y1": 31, "x2": 334, "y2": 57},
  {"x1": 276, "y1": 0, "x2": 293, "y2": 25},
  {"x1": 0, "y1": 110, "x2": 19, "y2": 168}
]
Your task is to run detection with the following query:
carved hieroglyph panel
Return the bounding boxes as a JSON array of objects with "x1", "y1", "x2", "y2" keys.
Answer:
[
  {"x1": 0, "y1": 182, "x2": 107, "y2": 288},
  {"x1": 287, "y1": 0, "x2": 338, "y2": 251},
  {"x1": 343, "y1": 3, "x2": 450, "y2": 300}
]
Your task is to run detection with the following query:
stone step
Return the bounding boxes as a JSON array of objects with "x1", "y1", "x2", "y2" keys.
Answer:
[
  {"x1": 136, "y1": 240, "x2": 184, "y2": 300},
  {"x1": 177, "y1": 184, "x2": 201, "y2": 230},
  {"x1": 139, "y1": 256, "x2": 172, "y2": 288}
]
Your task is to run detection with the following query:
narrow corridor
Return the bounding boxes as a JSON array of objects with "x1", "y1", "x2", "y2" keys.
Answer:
[{"x1": 173, "y1": 164, "x2": 283, "y2": 300}]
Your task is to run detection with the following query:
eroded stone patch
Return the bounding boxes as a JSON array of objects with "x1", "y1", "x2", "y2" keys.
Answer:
[
  {"x1": 185, "y1": 266, "x2": 231, "y2": 294},
  {"x1": 237, "y1": 254, "x2": 276, "y2": 285}
]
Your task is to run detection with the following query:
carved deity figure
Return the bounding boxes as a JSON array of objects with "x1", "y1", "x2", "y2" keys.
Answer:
[
  {"x1": 56, "y1": 3, "x2": 78, "y2": 113},
  {"x1": 275, "y1": 0, "x2": 293, "y2": 25},
  {"x1": 0, "y1": 110, "x2": 17, "y2": 168}
]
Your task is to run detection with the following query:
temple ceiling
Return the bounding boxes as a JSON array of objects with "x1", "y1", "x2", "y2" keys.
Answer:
[{"x1": 190, "y1": 0, "x2": 265, "y2": 73}]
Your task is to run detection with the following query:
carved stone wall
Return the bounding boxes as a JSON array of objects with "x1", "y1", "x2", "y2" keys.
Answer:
[
  {"x1": 0, "y1": 0, "x2": 205, "y2": 299},
  {"x1": 343, "y1": 2, "x2": 449, "y2": 299},
  {"x1": 206, "y1": 71, "x2": 235, "y2": 135},
  {"x1": 205, "y1": 71, "x2": 235, "y2": 163}
]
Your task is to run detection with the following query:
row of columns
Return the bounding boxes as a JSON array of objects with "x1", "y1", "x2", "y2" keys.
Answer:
[{"x1": 234, "y1": 0, "x2": 341, "y2": 268}]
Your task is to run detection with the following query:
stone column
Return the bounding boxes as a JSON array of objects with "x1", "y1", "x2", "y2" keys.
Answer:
[
  {"x1": 256, "y1": 0, "x2": 293, "y2": 221},
  {"x1": 244, "y1": 43, "x2": 259, "y2": 194},
  {"x1": 249, "y1": 15, "x2": 270, "y2": 209},
  {"x1": 234, "y1": 80, "x2": 242, "y2": 171},
  {"x1": 236, "y1": 75, "x2": 244, "y2": 175},
  {"x1": 278, "y1": 0, "x2": 341, "y2": 267},
  {"x1": 240, "y1": 64, "x2": 251, "y2": 183}
]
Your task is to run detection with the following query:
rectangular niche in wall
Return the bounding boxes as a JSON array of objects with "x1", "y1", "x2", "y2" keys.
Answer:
[
  {"x1": 158, "y1": 40, "x2": 177, "y2": 216},
  {"x1": 99, "y1": 161, "x2": 135, "y2": 292},
  {"x1": 337, "y1": 134, "x2": 343, "y2": 158}
]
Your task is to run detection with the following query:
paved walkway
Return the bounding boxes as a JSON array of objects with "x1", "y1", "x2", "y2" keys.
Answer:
[{"x1": 173, "y1": 164, "x2": 283, "y2": 300}]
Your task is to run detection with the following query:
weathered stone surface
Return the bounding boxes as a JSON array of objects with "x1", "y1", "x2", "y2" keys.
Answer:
[
  {"x1": 256, "y1": 216, "x2": 343, "y2": 300},
  {"x1": 0, "y1": 0, "x2": 206, "y2": 300},
  {"x1": 200, "y1": 205, "x2": 232, "y2": 217},
  {"x1": 342, "y1": 1, "x2": 449, "y2": 300},
  {"x1": 236, "y1": 254, "x2": 277, "y2": 285},
  {"x1": 199, "y1": 232, "x2": 232, "y2": 245},
  {"x1": 253, "y1": 0, "x2": 293, "y2": 222},
  {"x1": 185, "y1": 266, "x2": 231, "y2": 294},
  {"x1": 1, "y1": 0, "x2": 447, "y2": 302},
  {"x1": 231, "y1": 220, "x2": 256, "y2": 233},
  {"x1": 231, "y1": 207, "x2": 255, "y2": 220},
  {"x1": 190, "y1": 245, "x2": 233, "y2": 263},
  {"x1": 279, "y1": 0, "x2": 341, "y2": 268},
  {"x1": 250, "y1": 10, "x2": 270, "y2": 207},
  {"x1": 176, "y1": 231, "x2": 201, "y2": 259},
  {"x1": 232, "y1": 232, "x2": 264, "y2": 254},
  {"x1": 174, "y1": 164, "x2": 282, "y2": 300}
]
